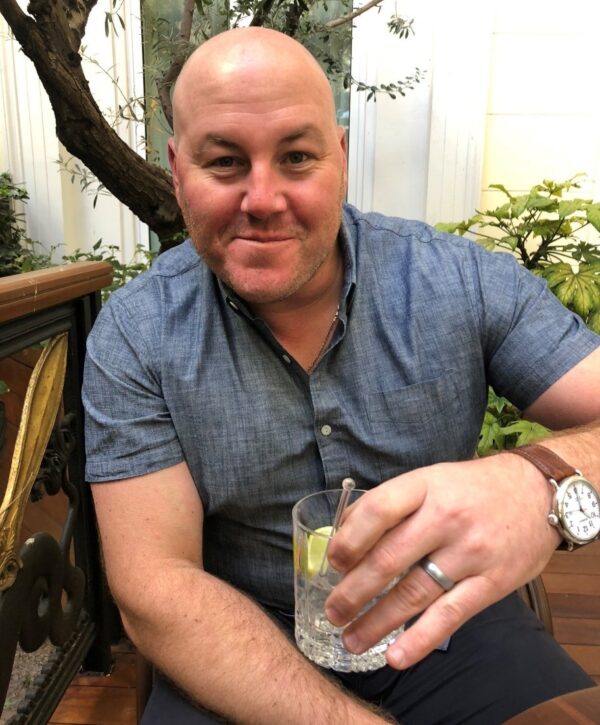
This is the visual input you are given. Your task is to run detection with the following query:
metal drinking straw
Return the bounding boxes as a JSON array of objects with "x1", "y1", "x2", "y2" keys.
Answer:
[{"x1": 318, "y1": 477, "x2": 356, "y2": 577}]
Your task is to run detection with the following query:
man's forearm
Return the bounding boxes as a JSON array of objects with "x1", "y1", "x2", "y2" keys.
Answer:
[
  {"x1": 119, "y1": 565, "x2": 389, "y2": 724},
  {"x1": 538, "y1": 419, "x2": 600, "y2": 489}
]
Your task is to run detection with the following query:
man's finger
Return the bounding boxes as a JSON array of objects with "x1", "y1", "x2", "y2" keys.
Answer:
[
  {"x1": 325, "y1": 518, "x2": 441, "y2": 626},
  {"x1": 384, "y1": 577, "x2": 499, "y2": 670},
  {"x1": 328, "y1": 475, "x2": 427, "y2": 572},
  {"x1": 335, "y1": 557, "x2": 465, "y2": 653}
]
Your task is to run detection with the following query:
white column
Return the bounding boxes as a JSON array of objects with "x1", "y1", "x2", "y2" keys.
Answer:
[
  {"x1": 424, "y1": 2, "x2": 493, "y2": 225},
  {"x1": 346, "y1": 2, "x2": 378, "y2": 211},
  {"x1": 1, "y1": 12, "x2": 65, "y2": 256}
]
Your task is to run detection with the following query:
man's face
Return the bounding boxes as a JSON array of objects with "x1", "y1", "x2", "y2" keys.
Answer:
[{"x1": 168, "y1": 63, "x2": 348, "y2": 307}]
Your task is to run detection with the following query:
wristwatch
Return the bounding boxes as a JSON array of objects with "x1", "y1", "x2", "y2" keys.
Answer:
[{"x1": 511, "y1": 444, "x2": 600, "y2": 550}]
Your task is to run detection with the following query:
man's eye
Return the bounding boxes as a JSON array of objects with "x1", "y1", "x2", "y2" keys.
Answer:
[
  {"x1": 286, "y1": 151, "x2": 310, "y2": 165},
  {"x1": 212, "y1": 157, "x2": 237, "y2": 168}
]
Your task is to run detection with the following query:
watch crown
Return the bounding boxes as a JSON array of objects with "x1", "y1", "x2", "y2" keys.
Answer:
[{"x1": 548, "y1": 512, "x2": 560, "y2": 527}]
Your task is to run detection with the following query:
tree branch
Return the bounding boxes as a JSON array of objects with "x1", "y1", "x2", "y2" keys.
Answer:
[
  {"x1": 250, "y1": 0, "x2": 276, "y2": 27},
  {"x1": 63, "y1": 0, "x2": 99, "y2": 48},
  {"x1": 2, "y1": 1, "x2": 183, "y2": 243},
  {"x1": 0, "y1": 0, "x2": 33, "y2": 36},
  {"x1": 325, "y1": 0, "x2": 384, "y2": 29},
  {"x1": 157, "y1": 0, "x2": 195, "y2": 131}
]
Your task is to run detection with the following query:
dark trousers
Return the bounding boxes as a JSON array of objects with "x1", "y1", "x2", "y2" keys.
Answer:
[{"x1": 141, "y1": 593, "x2": 593, "y2": 724}]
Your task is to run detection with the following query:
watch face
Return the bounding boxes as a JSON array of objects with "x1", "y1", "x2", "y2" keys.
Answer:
[{"x1": 557, "y1": 476, "x2": 600, "y2": 544}]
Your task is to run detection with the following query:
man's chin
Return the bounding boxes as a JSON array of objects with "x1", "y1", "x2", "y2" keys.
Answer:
[{"x1": 225, "y1": 275, "x2": 304, "y2": 307}]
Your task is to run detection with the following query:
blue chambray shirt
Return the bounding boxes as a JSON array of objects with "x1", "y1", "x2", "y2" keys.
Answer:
[{"x1": 83, "y1": 204, "x2": 600, "y2": 611}]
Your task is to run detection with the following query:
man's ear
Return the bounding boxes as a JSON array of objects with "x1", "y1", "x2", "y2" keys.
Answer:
[
  {"x1": 337, "y1": 125, "x2": 347, "y2": 156},
  {"x1": 167, "y1": 137, "x2": 180, "y2": 195},
  {"x1": 337, "y1": 126, "x2": 348, "y2": 190}
]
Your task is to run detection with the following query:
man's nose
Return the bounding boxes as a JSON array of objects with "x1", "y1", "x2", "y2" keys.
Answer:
[{"x1": 240, "y1": 166, "x2": 287, "y2": 218}]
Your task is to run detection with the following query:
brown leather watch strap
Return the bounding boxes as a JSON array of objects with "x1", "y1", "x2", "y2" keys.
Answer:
[{"x1": 511, "y1": 444, "x2": 577, "y2": 483}]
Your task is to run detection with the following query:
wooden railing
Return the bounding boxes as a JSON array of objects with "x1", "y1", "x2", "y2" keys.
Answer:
[{"x1": 0, "y1": 262, "x2": 115, "y2": 724}]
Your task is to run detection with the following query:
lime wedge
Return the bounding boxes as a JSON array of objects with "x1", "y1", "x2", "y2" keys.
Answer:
[{"x1": 305, "y1": 525, "x2": 333, "y2": 576}]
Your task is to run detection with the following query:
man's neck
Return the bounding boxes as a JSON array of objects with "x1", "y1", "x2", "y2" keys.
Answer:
[{"x1": 251, "y1": 248, "x2": 345, "y2": 371}]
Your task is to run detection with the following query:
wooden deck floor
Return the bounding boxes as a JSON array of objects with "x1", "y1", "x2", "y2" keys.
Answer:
[{"x1": 47, "y1": 541, "x2": 600, "y2": 725}]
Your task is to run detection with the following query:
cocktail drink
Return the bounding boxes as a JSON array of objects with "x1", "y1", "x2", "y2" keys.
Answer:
[{"x1": 292, "y1": 488, "x2": 403, "y2": 672}]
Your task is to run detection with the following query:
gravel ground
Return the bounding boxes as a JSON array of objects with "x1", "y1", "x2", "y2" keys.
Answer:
[{"x1": 1, "y1": 642, "x2": 57, "y2": 724}]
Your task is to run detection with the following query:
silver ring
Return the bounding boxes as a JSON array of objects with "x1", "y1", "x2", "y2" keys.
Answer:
[{"x1": 419, "y1": 557, "x2": 455, "y2": 591}]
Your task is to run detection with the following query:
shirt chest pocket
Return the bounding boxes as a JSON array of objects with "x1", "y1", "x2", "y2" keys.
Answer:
[
  {"x1": 366, "y1": 374, "x2": 457, "y2": 427},
  {"x1": 364, "y1": 373, "x2": 472, "y2": 479}
]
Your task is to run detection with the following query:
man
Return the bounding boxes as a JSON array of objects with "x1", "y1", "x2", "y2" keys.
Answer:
[{"x1": 84, "y1": 27, "x2": 600, "y2": 724}]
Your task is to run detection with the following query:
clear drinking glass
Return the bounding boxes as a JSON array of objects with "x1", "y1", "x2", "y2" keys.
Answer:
[{"x1": 292, "y1": 488, "x2": 403, "y2": 672}]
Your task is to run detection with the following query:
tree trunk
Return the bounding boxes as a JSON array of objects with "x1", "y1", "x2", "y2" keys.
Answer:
[{"x1": 0, "y1": 0, "x2": 184, "y2": 249}]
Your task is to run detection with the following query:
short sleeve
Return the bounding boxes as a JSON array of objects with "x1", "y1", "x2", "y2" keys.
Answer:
[
  {"x1": 473, "y1": 249, "x2": 600, "y2": 409},
  {"x1": 83, "y1": 290, "x2": 184, "y2": 482}
]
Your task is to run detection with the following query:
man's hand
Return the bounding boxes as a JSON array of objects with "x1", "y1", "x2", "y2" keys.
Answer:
[{"x1": 324, "y1": 453, "x2": 561, "y2": 670}]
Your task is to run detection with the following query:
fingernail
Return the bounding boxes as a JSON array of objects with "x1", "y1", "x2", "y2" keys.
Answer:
[
  {"x1": 325, "y1": 604, "x2": 342, "y2": 626},
  {"x1": 387, "y1": 645, "x2": 406, "y2": 669},
  {"x1": 343, "y1": 631, "x2": 361, "y2": 653}
]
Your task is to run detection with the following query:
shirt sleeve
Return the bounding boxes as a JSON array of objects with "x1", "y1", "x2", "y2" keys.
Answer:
[
  {"x1": 83, "y1": 288, "x2": 184, "y2": 482},
  {"x1": 471, "y1": 246, "x2": 600, "y2": 410}
]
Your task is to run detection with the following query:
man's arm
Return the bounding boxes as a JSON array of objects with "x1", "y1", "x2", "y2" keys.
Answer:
[
  {"x1": 92, "y1": 462, "x2": 388, "y2": 724},
  {"x1": 325, "y1": 347, "x2": 600, "y2": 671}
]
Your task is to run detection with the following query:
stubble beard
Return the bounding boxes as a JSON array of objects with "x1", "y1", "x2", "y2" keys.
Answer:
[{"x1": 180, "y1": 184, "x2": 345, "y2": 306}]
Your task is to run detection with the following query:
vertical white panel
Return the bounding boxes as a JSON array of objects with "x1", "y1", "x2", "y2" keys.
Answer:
[
  {"x1": 425, "y1": 2, "x2": 492, "y2": 225},
  {"x1": 347, "y1": 3, "x2": 377, "y2": 211},
  {"x1": 1, "y1": 14, "x2": 64, "y2": 256},
  {"x1": 349, "y1": 0, "x2": 438, "y2": 221}
]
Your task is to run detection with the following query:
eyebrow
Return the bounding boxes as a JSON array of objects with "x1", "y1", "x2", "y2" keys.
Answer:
[{"x1": 201, "y1": 125, "x2": 326, "y2": 152}]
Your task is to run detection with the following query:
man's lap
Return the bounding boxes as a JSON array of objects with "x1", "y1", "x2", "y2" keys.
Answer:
[{"x1": 141, "y1": 593, "x2": 593, "y2": 725}]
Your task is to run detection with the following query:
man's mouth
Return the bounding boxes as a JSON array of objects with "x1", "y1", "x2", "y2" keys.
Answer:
[{"x1": 234, "y1": 235, "x2": 294, "y2": 244}]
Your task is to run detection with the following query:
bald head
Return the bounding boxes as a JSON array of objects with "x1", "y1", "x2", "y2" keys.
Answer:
[{"x1": 171, "y1": 28, "x2": 338, "y2": 140}]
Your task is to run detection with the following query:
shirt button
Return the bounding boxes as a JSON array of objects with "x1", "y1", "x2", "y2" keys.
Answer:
[
  {"x1": 320, "y1": 424, "x2": 332, "y2": 436},
  {"x1": 227, "y1": 298, "x2": 239, "y2": 311},
  {"x1": 282, "y1": 354, "x2": 291, "y2": 364}
]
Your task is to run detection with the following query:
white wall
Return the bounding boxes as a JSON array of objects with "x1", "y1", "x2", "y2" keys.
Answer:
[
  {"x1": 352, "y1": 0, "x2": 600, "y2": 228},
  {"x1": 482, "y1": 1, "x2": 600, "y2": 214},
  {"x1": 1, "y1": 17, "x2": 64, "y2": 250},
  {"x1": 350, "y1": 0, "x2": 492, "y2": 224}
]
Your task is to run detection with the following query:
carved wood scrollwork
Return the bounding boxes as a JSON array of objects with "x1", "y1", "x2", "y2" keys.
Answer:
[
  {"x1": 0, "y1": 333, "x2": 69, "y2": 592},
  {"x1": 0, "y1": 333, "x2": 97, "y2": 717}
]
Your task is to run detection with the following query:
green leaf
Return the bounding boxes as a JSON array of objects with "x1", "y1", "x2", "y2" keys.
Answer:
[
  {"x1": 501, "y1": 420, "x2": 550, "y2": 446},
  {"x1": 478, "y1": 412, "x2": 505, "y2": 456},
  {"x1": 488, "y1": 184, "x2": 515, "y2": 200},
  {"x1": 510, "y1": 195, "x2": 529, "y2": 218},
  {"x1": 525, "y1": 196, "x2": 557, "y2": 211},
  {"x1": 552, "y1": 267, "x2": 600, "y2": 318},
  {"x1": 587, "y1": 309, "x2": 600, "y2": 334},
  {"x1": 540, "y1": 263, "x2": 573, "y2": 289},
  {"x1": 488, "y1": 202, "x2": 511, "y2": 220},
  {"x1": 557, "y1": 199, "x2": 586, "y2": 218},
  {"x1": 501, "y1": 235, "x2": 519, "y2": 251},
  {"x1": 587, "y1": 203, "x2": 600, "y2": 232},
  {"x1": 434, "y1": 222, "x2": 462, "y2": 234},
  {"x1": 475, "y1": 237, "x2": 497, "y2": 252}
]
